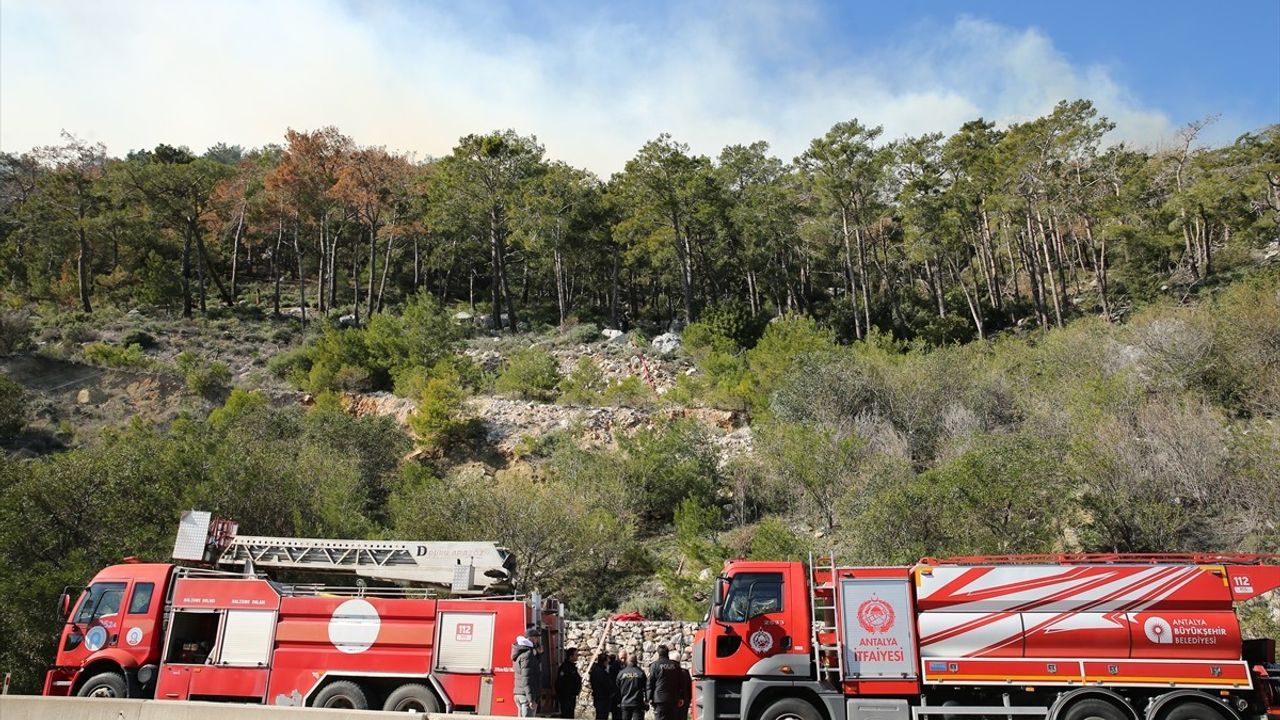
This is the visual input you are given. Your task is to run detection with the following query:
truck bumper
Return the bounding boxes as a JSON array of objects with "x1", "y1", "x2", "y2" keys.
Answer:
[{"x1": 43, "y1": 668, "x2": 78, "y2": 696}]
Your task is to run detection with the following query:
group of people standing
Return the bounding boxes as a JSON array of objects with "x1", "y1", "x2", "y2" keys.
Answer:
[
  {"x1": 586, "y1": 645, "x2": 692, "y2": 720},
  {"x1": 513, "y1": 629, "x2": 692, "y2": 720}
]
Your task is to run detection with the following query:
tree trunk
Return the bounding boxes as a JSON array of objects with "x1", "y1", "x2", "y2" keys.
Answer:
[
  {"x1": 317, "y1": 219, "x2": 327, "y2": 315},
  {"x1": 413, "y1": 236, "x2": 421, "y2": 291},
  {"x1": 229, "y1": 199, "x2": 245, "y2": 304},
  {"x1": 194, "y1": 224, "x2": 233, "y2": 307},
  {"x1": 854, "y1": 224, "x2": 871, "y2": 333},
  {"x1": 375, "y1": 227, "x2": 395, "y2": 313},
  {"x1": 293, "y1": 215, "x2": 306, "y2": 327},
  {"x1": 554, "y1": 242, "x2": 567, "y2": 327},
  {"x1": 490, "y1": 206, "x2": 502, "y2": 331},
  {"x1": 76, "y1": 218, "x2": 92, "y2": 314},
  {"x1": 366, "y1": 223, "x2": 377, "y2": 316},
  {"x1": 272, "y1": 213, "x2": 283, "y2": 316}
]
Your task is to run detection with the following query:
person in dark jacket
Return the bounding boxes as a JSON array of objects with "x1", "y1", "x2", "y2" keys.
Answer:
[
  {"x1": 607, "y1": 653, "x2": 623, "y2": 720},
  {"x1": 556, "y1": 648, "x2": 583, "y2": 718},
  {"x1": 513, "y1": 632, "x2": 543, "y2": 717},
  {"x1": 616, "y1": 655, "x2": 648, "y2": 720},
  {"x1": 589, "y1": 653, "x2": 614, "y2": 720},
  {"x1": 676, "y1": 661, "x2": 692, "y2": 720},
  {"x1": 647, "y1": 645, "x2": 684, "y2": 720}
]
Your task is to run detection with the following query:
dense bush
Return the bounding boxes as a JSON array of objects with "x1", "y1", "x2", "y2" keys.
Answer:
[
  {"x1": 176, "y1": 351, "x2": 232, "y2": 399},
  {"x1": 408, "y1": 373, "x2": 472, "y2": 451},
  {"x1": 557, "y1": 357, "x2": 605, "y2": 405},
  {"x1": 494, "y1": 347, "x2": 560, "y2": 401},
  {"x1": 0, "y1": 373, "x2": 26, "y2": 435},
  {"x1": 279, "y1": 292, "x2": 462, "y2": 393},
  {"x1": 82, "y1": 341, "x2": 150, "y2": 368},
  {"x1": 0, "y1": 310, "x2": 33, "y2": 355}
]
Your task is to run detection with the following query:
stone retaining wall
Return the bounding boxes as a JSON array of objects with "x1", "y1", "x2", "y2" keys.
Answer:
[{"x1": 561, "y1": 620, "x2": 700, "y2": 715}]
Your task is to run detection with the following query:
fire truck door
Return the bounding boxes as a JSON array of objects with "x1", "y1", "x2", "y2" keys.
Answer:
[
  {"x1": 839, "y1": 578, "x2": 917, "y2": 679},
  {"x1": 711, "y1": 571, "x2": 791, "y2": 675},
  {"x1": 187, "y1": 610, "x2": 274, "y2": 699}
]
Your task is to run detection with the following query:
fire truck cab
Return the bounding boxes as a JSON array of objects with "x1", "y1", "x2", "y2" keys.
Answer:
[{"x1": 694, "y1": 554, "x2": 1280, "y2": 720}]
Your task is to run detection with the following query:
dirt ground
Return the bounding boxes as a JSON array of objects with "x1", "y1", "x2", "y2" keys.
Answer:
[{"x1": 1, "y1": 353, "x2": 195, "y2": 454}]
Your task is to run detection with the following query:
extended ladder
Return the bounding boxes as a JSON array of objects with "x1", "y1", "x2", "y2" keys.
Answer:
[
  {"x1": 808, "y1": 552, "x2": 843, "y2": 688},
  {"x1": 172, "y1": 510, "x2": 515, "y2": 595}
]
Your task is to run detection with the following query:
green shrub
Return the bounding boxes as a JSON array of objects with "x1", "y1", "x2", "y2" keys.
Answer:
[
  {"x1": 82, "y1": 342, "x2": 150, "y2": 369},
  {"x1": 556, "y1": 322, "x2": 600, "y2": 347},
  {"x1": 120, "y1": 329, "x2": 158, "y2": 350},
  {"x1": 0, "y1": 373, "x2": 27, "y2": 435},
  {"x1": 602, "y1": 375, "x2": 654, "y2": 407},
  {"x1": 393, "y1": 365, "x2": 433, "y2": 399},
  {"x1": 267, "y1": 346, "x2": 311, "y2": 380},
  {"x1": 557, "y1": 357, "x2": 605, "y2": 404},
  {"x1": 176, "y1": 352, "x2": 232, "y2": 399},
  {"x1": 64, "y1": 323, "x2": 98, "y2": 345},
  {"x1": 748, "y1": 516, "x2": 811, "y2": 560},
  {"x1": 408, "y1": 373, "x2": 471, "y2": 450},
  {"x1": 282, "y1": 292, "x2": 462, "y2": 393},
  {"x1": 0, "y1": 311, "x2": 33, "y2": 355},
  {"x1": 696, "y1": 301, "x2": 766, "y2": 349},
  {"x1": 495, "y1": 347, "x2": 560, "y2": 401}
]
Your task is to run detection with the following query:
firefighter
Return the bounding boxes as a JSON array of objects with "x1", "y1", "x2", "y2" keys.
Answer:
[
  {"x1": 646, "y1": 645, "x2": 683, "y2": 720},
  {"x1": 589, "y1": 652, "x2": 614, "y2": 720},
  {"x1": 556, "y1": 648, "x2": 583, "y2": 718},
  {"x1": 513, "y1": 629, "x2": 543, "y2": 717},
  {"x1": 616, "y1": 655, "x2": 648, "y2": 720}
]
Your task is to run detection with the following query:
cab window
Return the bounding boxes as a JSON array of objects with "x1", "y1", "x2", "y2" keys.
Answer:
[
  {"x1": 128, "y1": 582, "x2": 155, "y2": 614},
  {"x1": 74, "y1": 582, "x2": 127, "y2": 624},
  {"x1": 718, "y1": 572, "x2": 783, "y2": 622}
]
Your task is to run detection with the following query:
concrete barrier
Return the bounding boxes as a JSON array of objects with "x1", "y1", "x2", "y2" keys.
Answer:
[{"x1": 0, "y1": 696, "x2": 516, "y2": 720}]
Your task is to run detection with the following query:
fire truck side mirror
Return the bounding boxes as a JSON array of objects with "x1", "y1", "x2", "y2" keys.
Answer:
[
  {"x1": 714, "y1": 577, "x2": 727, "y2": 610},
  {"x1": 57, "y1": 592, "x2": 71, "y2": 621}
]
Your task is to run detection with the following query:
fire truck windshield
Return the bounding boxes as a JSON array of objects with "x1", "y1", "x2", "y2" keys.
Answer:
[
  {"x1": 717, "y1": 572, "x2": 783, "y2": 622},
  {"x1": 73, "y1": 582, "x2": 126, "y2": 624}
]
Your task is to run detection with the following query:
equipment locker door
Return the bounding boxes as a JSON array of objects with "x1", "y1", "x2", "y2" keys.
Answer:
[{"x1": 839, "y1": 578, "x2": 917, "y2": 679}]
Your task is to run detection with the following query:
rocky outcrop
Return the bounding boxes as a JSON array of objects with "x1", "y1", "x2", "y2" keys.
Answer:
[
  {"x1": 470, "y1": 396, "x2": 745, "y2": 457},
  {"x1": 338, "y1": 392, "x2": 417, "y2": 424}
]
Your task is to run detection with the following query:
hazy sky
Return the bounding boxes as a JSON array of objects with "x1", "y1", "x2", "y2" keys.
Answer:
[{"x1": 2, "y1": 0, "x2": 1277, "y2": 176}]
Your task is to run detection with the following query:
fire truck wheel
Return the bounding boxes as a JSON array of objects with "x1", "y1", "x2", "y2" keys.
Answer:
[
  {"x1": 760, "y1": 698, "x2": 822, "y2": 720},
  {"x1": 384, "y1": 683, "x2": 443, "y2": 713},
  {"x1": 312, "y1": 680, "x2": 369, "y2": 710},
  {"x1": 77, "y1": 671, "x2": 128, "y2": 698},
  {"x1": 1161, "y1": 702, "x2": 1229, "y2": 720},
  {"x1": 1061, "y1": 699, "x2": 1129, "y2": 720}
]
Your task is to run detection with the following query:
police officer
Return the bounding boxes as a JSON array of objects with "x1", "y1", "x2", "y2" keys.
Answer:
[{"x1": 646, "y1": 645, "x2": 683, "y2": 720}]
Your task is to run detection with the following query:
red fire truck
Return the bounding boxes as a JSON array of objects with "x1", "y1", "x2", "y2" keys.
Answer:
[
  {"x1": 43, "y1": 511, "x2": 566, "y2": 712},
  {"x1": 692, "y1": 554, "x2": 1280, "y2": 720}
]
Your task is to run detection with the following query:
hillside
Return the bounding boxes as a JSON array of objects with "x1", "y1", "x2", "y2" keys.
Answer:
[{"x1": 3, "y1": 108, "x2": 1280, "y2": 693}]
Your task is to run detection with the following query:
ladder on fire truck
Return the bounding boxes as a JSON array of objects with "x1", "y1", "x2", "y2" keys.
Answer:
[
  {"x1": 171, "y1": 510, "x2": 516, "y2": 596},
  {"x1": 808, "y1": 553, "x2": 844, "y2": 688}
]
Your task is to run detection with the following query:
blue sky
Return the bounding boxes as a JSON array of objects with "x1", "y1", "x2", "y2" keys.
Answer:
[{"x1": 2, "y1": 0, "x2": 1277, "y2": 175}]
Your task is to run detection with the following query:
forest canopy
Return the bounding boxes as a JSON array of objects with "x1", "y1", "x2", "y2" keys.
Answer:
[{"x1": 1, "y1": 101, "x2": 1275, "y2": 341}]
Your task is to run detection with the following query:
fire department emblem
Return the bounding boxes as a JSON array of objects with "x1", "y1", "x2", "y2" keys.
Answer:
[
  {"x1": 749, "y1": 628, "x2": 775, "y2": 653},
  {"x1": 1144, "y1": 616, "x2": 1173, "y2": 644},
  {"x1": 857, "y1": 597, "x2": 895, "y2": 634}
]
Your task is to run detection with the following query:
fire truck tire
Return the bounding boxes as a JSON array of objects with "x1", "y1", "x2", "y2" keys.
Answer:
[
  {"x1": 759, "y1": 698, "x2": 823, "y2": 720},
  {"x1": 384, "y1": 683, "x2": 443, "y2": 713},
  {"x1": 1160, "y1": 702, "x2": 1229, "y2": 720},
  {"x1": 1061, "y1": 699, "x2": 1129, "y2": 720},
  {"x1": 312, "y1": 680, "x2": 370, "y2": 710},
  {"x1": 76, "y1": 671, "x2": 128, "y2": 698}
]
